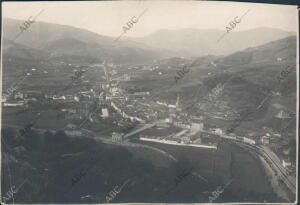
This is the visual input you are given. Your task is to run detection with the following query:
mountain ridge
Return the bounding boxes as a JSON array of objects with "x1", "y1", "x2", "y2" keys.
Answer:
[
  {"x1": 128, "y1": 27, "x2": 296, "y2": 57},
  {"x1": 3, "y1": 18, "x2": 296, "y2": 61}
]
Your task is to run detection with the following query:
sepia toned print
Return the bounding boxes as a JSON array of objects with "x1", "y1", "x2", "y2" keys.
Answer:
[{"x1": 1, "y1": 1, "x2": 298, "y2": 204}]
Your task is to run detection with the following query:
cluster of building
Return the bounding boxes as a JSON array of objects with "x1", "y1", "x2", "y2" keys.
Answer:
[
  {"x1": 3, "y1": 59, "x2": 295, "y2": 174},
  {"x1": 2, "y1": 90, "x2": 43, "y2": 107}
]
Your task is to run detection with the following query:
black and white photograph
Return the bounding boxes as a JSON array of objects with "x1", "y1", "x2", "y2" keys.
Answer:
[{"x1": 1, "y1": 1, "x2": 298, "y2": 204}]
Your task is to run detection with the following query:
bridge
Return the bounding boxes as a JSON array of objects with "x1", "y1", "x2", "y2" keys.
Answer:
[{"x1": 123, "y1": 120, "x2": 162, "y2": 139}]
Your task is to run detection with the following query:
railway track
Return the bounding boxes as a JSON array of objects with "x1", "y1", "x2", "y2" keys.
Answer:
[
  {"x1": 210, "y1": 131, "x2": 296, "y2": 193},
  {"x1": 234, "y1": 141, "x2": 296, "y2": 194}
]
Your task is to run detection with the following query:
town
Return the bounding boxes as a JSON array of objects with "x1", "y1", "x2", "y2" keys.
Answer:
[
  {"x1": 1, "y1": 2, "x2": 297, "y2": 203},
  {"x1": 2, "y1": 59, "x2": 296, "y2": 194}
]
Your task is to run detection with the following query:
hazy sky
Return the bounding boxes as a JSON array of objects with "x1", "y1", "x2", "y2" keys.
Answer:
[{"x1": 2, "y1": 1, "x2": 298, "y2": 38}]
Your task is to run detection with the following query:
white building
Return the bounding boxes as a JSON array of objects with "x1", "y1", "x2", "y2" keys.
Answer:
[
  {"x1": 65, "y1": 130, "x2": 82, "y2": 136},
  {"x1": 174, "y1": 122, "x2": 191, "y2": 129},
  {"x1": 212, "y1": 128, "x2": 223, "y2": 135},
  {"x1": 168, "y1": 104, "x2": 176, "y2": 109},
  {"x1": 156, "y1": 101, "x2": 168, "y2": 107},
  {"x1": 165, "y1": 118, "x2": 172, "y2": 123},
  {"x1": 14, "y1": 92, "x2": 24, "y2": 100},
  {"x1": 282, "y1": 159, "x2": 292, "y2": 168},
  {"x1": 52, "y1": 95, "x2": 66, "y2": 100},
  {"x1": 3, "y1": 102, "x2": 25, "y2": 107},
  {"x1": 261, "y1": 136, "x2": 270, "y2": 145},
  {"x1": 132, "y1": 91, "x2": 150, "y2": 96},
  {"x1": 191, "y1": 122, "x2": 204, "y2": 131},
  {"x1": 101, "y1": 108, "x2": 109, "y2": 118},
  {"x1": 181, "y1": 136, "x2": 191, "y2": 144},
  {"x1": 276, "y1": 110, "x2": 292, "y2": 119},
  {"x1": 112, "y1": 132, "x2": 123, "y2": 143}
]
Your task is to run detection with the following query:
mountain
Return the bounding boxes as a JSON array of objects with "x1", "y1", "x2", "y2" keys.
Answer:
[
  {"x1": 2, "y1": 18, "x2": 164, "y2": 64},
  {"x1": 3, "y1": 18, "x2": 295, "y2": 62},
  {"x1": 130, "y1": 28, "x2": 296, "y2": 57},
  {"x1": 3, "y1": 18, "x2": 114, "y2": 49}
]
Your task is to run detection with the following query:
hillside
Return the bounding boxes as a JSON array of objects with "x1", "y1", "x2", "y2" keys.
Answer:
[
  {"x1": 130, "y1": 28, "x2": 296, "y2": 57},
  {"x1": 137, "y1": 36, "x2": 297, "y2": 137}
]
